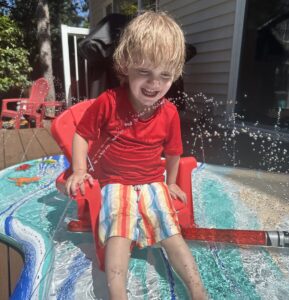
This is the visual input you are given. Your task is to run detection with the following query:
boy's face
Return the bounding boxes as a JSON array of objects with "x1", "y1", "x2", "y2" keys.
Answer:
[{"x1": 126, "y1": 61, "x2": 174, "y2": 111}]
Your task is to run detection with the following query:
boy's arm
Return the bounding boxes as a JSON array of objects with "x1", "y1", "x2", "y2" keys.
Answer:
[
  {"x1": 166, "y1": 155, "x2": 187, "y2": 203},
  {"x1": 66, "y1": 133, "x2": 94, "y2": 196},
  {"x1": 72, "y1": 133, "x2": 89, "y2": 172}
]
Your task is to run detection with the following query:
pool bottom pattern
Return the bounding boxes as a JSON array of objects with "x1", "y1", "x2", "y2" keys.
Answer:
[{"x1": 0, "y1": 156, "x2": 288, "y2": 299}]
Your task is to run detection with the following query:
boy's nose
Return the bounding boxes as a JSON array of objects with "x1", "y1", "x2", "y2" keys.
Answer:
[{"x1": 147, "y1": 76, "x2": 160, "y2": 86}]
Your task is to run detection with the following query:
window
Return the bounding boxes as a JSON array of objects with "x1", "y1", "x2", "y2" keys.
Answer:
[{"x1": 236, "y1": 0, "x2": 289, "y2": 132}]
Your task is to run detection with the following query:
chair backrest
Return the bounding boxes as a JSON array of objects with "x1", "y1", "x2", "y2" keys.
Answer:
[
  {"x1": 29, "y1": 78, "x2": 49, "y2": 105},
  {"x1": 51, "y1": 100, "x2": 96, "y2": 163}
]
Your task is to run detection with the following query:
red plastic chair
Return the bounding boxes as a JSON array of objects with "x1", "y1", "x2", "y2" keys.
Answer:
[
  {"x1": 0, "y1": 77, "x2": 63, "y2": 129},
  {"x1": 0, "y1": 78, "x2": 48, "y2": 128},
  {"x1": 51, "y1": 100, "x2": 197, "y2": 271}
]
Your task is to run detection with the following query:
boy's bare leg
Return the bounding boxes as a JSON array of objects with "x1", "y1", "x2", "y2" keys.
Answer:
[
  {"x1": 105, "y1": 237, "x2": 132, "y2": 300},
  {"x1": 161, "y1": 234, "x2": 208, "y2": 300}
]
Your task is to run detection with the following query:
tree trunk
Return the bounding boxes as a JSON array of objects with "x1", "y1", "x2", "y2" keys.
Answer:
[{"x1": 36, "y1": 0, "x2": 55, "y2": 101}]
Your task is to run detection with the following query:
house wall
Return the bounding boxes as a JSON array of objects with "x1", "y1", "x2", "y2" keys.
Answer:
[
  {"x1": 89, "y1": 0, "x2": 114, "y2": 28},
  {"x1": 159, "y1": 0, "x2": 238, "y2": 117}
]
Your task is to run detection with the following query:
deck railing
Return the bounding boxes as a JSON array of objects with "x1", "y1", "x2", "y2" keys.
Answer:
[{"x1": 0, "y1": 234, "x2": 24, "y2": 300}]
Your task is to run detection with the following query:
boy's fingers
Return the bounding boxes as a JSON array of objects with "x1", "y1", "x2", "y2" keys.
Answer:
[
  {"x1": 79, "y1": 181, "x2": 85, "y2": 195},
  {"x1": 67, "y1": 183, "x2": 74, "y2": 196},
  {"x1": 182, "y1": 192, "x2": 187, "y2": 203},
  {"x1": 71, "y1": 179, "x2": 80, "y2": 196},
  {"x1": 71, "y1": 185, "x2": 77, "y2": 196},
  {"x1": 175, "y1": 191, "x2": 187, "y2": 203},
  {"x1": 65, "y1": 184, "x2": 70, "y2": 195},
  {"x1": 87, "y1": 175, "x2": 94, "y2": 186},
  {"x1": 169, "y1": 190, "x2": 176, "y2": 199},
  {"x1": 65, "y1": 181, "x2": 69, "y2": 191}
]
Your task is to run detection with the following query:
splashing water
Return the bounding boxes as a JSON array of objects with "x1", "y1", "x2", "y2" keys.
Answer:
[
  {"x1": 168, "y1": 91, "x2": 289, "y2": 174},
  {"x1": 79, "y1": 89, "x2": 289, "y2": 175}
]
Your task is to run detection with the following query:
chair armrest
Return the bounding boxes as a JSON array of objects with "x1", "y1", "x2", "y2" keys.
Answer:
[
  {"x1": 41, "y1": 101, "x2": 64, "y2": 108},
  {"x1": 174, "y1": 157, "x2": 197, "y2": 210},
  {"x1": 161, "y1": 156, "x2": 197, "y2": 213},
  {"x1": 56, "y1": 169, "x2": 99, "y2": 202},
  {"x1": 56, "y1": 170, "x2": 102, "y2": 233},
  {"x1": 41, "y1": 101, "x2": 65, "y2": 118},
  {"x1": 178, "y1": 157, "x2": 197, "y2": 227},
  {"x1": 177, "y1": 157, "x2": 197, "y2": 191},
  {"x1": 2, "y1": 98, "x2": 29, "y2": 111}
]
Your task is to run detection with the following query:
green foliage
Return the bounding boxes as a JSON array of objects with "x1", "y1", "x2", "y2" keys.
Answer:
[
  {"x1": 1, "y1": 0, "x2": 89, "y2": 81},
  {"x1": 49, "y1": 1, "x2": 87, "y2": 51},
  {"x1": 120, "y1": 1, "x2": 138, "y2": 16},
  {"x1": 119, "y1": 0, "x2": 157, "y2": 16},
  {"x1": 0, "y1": 15, "x2": 32, "y2": 93}
]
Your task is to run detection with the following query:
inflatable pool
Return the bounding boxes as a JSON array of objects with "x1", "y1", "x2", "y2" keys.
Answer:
[{"x1": 0, "y1": 155, "x2": 289, "y2": 299}]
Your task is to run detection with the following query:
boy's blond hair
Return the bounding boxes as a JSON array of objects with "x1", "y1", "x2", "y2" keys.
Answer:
[{"x1": 113, "y1": 11, "x2": 185, "y2": 82}]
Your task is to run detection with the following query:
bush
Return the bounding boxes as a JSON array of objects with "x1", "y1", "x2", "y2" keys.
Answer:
[{"x1": 0, "y1": 15, "x2": 32, "y2": 94}]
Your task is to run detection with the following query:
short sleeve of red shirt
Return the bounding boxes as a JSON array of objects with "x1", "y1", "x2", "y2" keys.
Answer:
[
  {"x1": 163, "y1": 109, "x2": 183, "y2": 156},
  {"x1": 76, "y1": 92, "x2": 110, "y2": 140}
]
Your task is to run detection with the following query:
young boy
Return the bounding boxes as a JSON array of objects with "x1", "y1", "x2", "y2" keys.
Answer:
[{"x1": 66, "y1": 11, "x2": 207, "y2": 300}]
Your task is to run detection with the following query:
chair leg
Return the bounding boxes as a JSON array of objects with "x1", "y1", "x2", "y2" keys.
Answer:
[
  {"x1": 96, "y1": 243, "x2": 106, "y2": 271},
  {"x1": 67, "y1": 198, "x2": 92, "y2": 232},
  {"x1": 14, "y1": 117, "x2": 21, "y2": 129},
  {"x1": 36, "y1": 117, "x2": 44, "y2": 128}
]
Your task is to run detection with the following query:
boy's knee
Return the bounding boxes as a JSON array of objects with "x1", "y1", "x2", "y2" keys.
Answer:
[
  {"x1": 161, "y1": 234, "x2": 184, "y2": 248},
  {"x1": 161, "y1": 234, "x2": 190, "y2": 256}
]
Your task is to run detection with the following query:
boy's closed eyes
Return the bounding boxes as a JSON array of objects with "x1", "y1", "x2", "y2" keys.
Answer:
[{"x1": 134, "y1": 67, "x2": 174, "y2": 80}]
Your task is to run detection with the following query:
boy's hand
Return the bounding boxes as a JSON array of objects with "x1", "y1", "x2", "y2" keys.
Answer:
[
  {"x1": 168, "y1": 183, "x2": 187, "y2": 203},
  {"x1": 65, "y1": 170, "x2": 94, "y2": 197}
]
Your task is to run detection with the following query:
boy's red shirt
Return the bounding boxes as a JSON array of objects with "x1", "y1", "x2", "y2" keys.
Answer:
[{"x1": 76, "y1": 86, "x2": 183, "y2": 186}]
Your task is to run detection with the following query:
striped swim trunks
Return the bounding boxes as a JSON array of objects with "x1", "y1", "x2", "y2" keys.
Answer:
[{"x1": 99, "y1": 182, "x2": 181, "y2": 248}]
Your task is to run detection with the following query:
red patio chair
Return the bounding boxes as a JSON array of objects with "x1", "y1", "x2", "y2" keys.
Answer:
[
  {"x1": 0, "y1": 77, "x2": 63, "y2": 129},
  {"x1": 0, "y1": 78, "x2": 49, "y2": 129},
  {"x1": 51, "y1": 100, "x2": 283, "y2": 271}
]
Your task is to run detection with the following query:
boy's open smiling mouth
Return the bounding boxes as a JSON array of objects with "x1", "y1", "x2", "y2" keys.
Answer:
[{"x1": 141, "y1": 88, "x2": 159, "y2": 97}]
